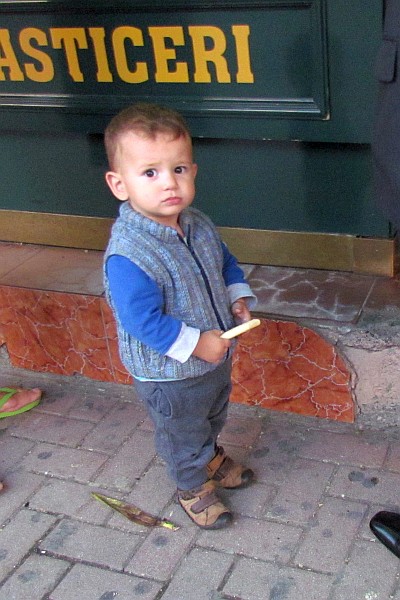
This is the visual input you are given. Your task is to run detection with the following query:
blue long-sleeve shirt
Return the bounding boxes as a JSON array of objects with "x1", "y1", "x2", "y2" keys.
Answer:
[{"x1": 106, "y1": 241, "x2": 256, "y2": 364}]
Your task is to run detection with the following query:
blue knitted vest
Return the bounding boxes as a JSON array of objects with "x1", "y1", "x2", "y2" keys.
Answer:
[{"x1": 103, "y1": 202, "x2": 235, "y2": 379}]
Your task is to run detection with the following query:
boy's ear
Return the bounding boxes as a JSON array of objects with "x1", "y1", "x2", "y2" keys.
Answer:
[
  {"x1": 105, "y1": 171, "x2": 129, "y2": 200},
  {"x1": 193, "y1": 163, "x2": 198, "y2": 179}
]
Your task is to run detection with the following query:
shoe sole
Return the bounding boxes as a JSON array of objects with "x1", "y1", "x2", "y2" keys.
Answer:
[
  {"x1": 183, "y1": 508, "x2": 233, "y2": 530},
  {"x1": 178, "y1": 498, "x2": 233, "y2": 529}
]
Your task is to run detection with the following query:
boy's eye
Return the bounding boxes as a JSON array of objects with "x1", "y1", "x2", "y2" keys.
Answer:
[
  {"x1": 175, "y1": 166, "x2": 185, "y2": 174},
  {"x1": 144, "y1": 169, "x2": 156, "y2": 177}
]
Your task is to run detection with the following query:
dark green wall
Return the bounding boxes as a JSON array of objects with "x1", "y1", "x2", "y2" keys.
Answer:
[
  {"x1": 0, "y1": 132, "x2": 386, "y2": 236},
  {"x1": 0, "y1": 0, "x2": 388, "y2": 238},
  {"x1": 194, "y1": 140, "x2": 385, "y2": 236}
]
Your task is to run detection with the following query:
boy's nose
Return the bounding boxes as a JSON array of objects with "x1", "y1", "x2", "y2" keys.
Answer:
[{"x1": 163, "y1": 172, "x2": 177, "y2": 189}]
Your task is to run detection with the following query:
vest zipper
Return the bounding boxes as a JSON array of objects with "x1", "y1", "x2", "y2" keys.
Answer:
[{"x1": 179, "y1": 226, "x2": 225, "y2": 330}]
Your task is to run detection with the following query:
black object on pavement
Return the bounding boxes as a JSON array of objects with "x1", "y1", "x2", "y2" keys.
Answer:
[{"x1": 370, "y1": 511, "x2": 400, "y2": 558}]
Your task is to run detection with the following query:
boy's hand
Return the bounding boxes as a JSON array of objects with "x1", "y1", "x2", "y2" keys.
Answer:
[
  {"x1": 192, "y1": 330, "x2": 231, "y2": 364},
  {"x1": 231, "y1": 298, "x2": 251, "y2": 323}
]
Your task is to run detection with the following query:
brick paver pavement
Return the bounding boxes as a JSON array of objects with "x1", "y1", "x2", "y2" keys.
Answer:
[{"x1": 1, "y1": 364, "x2": 400, "y2": 600}]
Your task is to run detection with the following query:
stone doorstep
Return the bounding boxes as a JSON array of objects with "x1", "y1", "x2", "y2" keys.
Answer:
[
  {"x1": 1, "y1": 279, "x2": 400, "y2": 426},
  {"x1": 0, "y1": 283, "x2": 353, "y2": 424},
  {"x1": 301, "y1": 308, "x2": 400, "y2": 429}
]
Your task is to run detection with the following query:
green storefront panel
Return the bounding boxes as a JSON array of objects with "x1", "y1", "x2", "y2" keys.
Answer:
[{"x1": 0, "y1": 0, "x2": 387, "y2": 237}]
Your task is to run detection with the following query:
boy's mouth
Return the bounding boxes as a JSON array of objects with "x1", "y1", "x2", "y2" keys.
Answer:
[{"x1": 163, "y1": 197, "x2": 181, "y2": 206}]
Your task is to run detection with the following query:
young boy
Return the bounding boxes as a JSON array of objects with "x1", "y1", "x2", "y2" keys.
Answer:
[{"x1": 103, "y1": 103, "x2": 256, "y2": 529}]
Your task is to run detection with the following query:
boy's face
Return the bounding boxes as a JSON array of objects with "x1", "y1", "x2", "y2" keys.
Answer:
[{"x1": 105, "y1": 131, "x2": 197, "y2": 229}]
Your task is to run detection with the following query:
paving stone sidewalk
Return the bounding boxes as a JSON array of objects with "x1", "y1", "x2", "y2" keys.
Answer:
[{"x1": 1, "y1": 364, "x2": 400, "y2": 600}]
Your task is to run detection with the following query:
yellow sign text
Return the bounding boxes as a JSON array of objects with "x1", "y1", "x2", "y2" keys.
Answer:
[{"x1": 0, "y1": 25, "x2": 254, "y2": 84}]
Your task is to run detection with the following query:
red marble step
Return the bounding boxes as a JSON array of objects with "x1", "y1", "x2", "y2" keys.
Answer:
[
  {"x1": 231, "y1": 319, "x2": 354, "y2": 422},
  {"x1": 0, "y1": 286, "x2": 354, "y2": 422}
]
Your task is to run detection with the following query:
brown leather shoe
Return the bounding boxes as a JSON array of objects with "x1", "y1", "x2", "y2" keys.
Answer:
[
  {"x1": 207, "y1": 446, "x2": 255, "y2": 489},
  {"x1": 178, "y1": 480, "x2": 233, "y2": 529}
]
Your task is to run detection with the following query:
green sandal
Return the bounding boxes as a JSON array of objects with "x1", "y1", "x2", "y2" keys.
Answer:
[{"x1": 0, "y1": 387, "x2": 41, "y2": 419}]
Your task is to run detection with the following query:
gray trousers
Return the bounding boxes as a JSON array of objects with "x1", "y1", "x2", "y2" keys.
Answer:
[{"x1": 134, "y1": 359, "x2": 232, "y2": 490}]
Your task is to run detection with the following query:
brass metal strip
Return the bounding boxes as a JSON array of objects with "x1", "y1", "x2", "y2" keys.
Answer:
[{"x1": 0, "y1": 209, "x2": 395, "y2": 276}]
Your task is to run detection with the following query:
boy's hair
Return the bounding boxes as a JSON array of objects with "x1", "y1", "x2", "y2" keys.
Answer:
[{"x1": 104, "y1": 102, "x2": 191, "y2": 169}]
